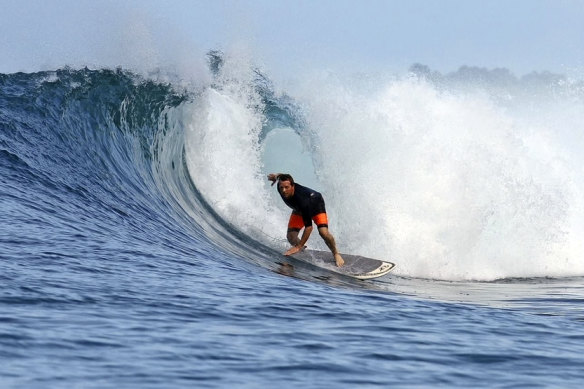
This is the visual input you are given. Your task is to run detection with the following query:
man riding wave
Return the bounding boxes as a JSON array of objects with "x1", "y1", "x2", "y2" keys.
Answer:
[{"x1": 267, "y1": 173, "x2": 345, "y2": 267}]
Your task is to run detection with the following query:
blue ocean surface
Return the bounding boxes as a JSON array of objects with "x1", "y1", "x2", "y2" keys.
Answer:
[{"x1": 1, "y1": 61, "x2": 584, "y2": 388}]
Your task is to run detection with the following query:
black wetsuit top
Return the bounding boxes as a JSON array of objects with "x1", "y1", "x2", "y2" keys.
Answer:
[{"x1": 279, "y1": 183, "x2": 327, "y2": 227}]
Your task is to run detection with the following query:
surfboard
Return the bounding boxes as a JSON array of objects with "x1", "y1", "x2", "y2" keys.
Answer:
[{"x1": 289, "y1": 249, "x2": 395, "y2": 280}]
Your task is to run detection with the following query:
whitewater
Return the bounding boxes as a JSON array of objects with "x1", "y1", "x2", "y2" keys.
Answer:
[{"x1": 2, "y1": 52, "x2": 584, "y2": 388}]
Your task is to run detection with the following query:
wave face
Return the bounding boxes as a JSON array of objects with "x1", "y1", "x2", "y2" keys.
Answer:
[
  {"x1": 2, "y1": 59, "x2": 584, "y2": 282},
  {"x1": 1, "y1": 69, "x2": 192, "y2": 258}
]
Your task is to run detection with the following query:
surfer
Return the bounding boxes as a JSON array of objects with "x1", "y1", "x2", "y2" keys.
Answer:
[{"x1": 267, "y1": 173, "x2": 345, "y2": 267}]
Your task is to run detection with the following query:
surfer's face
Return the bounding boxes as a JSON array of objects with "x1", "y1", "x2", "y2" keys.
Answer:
[{"x1": 279, "y1": 180, "x2": 294, "y2": 198}]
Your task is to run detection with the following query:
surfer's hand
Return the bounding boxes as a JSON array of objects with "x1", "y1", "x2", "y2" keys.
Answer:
[
  {"x1": 334, "y1": 253, "x2": 345, "y2": 267},
  {"x1": 267, "y1": 173, "x2": 279, "y2": 186},
  {"x1": 284, "y1": 246, "x2": 302, "y2": 256}
]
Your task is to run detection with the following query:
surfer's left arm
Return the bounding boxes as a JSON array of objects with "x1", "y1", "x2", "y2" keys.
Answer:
[{"x1": 284, "y1": 225, "x2": 312, "y2": 255}]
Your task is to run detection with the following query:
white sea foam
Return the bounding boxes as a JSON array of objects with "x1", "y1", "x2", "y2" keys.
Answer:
[
  {"x1": 293, "y1": 73, "x2": 584, "y2": 280},
  {"x1": 183, "y1": 54, "x2": 584, "y2": 280},
  {"x1": 183, "y1": 53, "x2": 288, "y2": 248}
]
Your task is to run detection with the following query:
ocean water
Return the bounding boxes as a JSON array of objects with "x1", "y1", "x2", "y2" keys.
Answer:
[{"x1": 2, "y1": 56, "x2": 584, "y2": 388}]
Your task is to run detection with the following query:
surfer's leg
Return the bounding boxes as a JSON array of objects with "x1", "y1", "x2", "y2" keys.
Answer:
[
  {"x1": 287, "y1": 212, "x2": 303, "y2": 246},
  {"x1": 287, "y1": 229, "x2": 300, "y2": 246},
  {"x1": 317, "y1": 226, "x2": 344, "y2": 267},
  {"x1": 317, "y1": 227, "x2": 337, "y2": 253}
]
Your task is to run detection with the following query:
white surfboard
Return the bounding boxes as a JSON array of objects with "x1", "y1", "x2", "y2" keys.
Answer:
[{"x1": 289, "y1": 249, "x2": 396, "y2": 280}]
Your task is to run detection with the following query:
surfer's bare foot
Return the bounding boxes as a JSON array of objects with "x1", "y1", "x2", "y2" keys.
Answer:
[{"x1": 335, "y1": 253, "x2": 344, "y2": 267}]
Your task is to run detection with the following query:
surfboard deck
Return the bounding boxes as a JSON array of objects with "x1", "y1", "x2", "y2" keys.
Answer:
[{"x1": 288, "y1": 249, "x2": 395, "y2": 280}]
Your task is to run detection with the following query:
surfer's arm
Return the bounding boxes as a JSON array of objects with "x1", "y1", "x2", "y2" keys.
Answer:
[
  {"x1": 284, "y1": 225, "x2": 312, "y2": 255},
  {"x1": 298, "y1": 225, "x2": 312, "y2": 248}
]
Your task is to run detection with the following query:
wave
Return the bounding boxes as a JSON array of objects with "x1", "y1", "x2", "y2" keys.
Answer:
[{"x1": 2, "y1": 55, "x2": 584, "y2": 282}]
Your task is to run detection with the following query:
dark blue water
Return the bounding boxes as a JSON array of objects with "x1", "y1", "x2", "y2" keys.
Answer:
[{"x1": 2, "y1": 67, "x2": 584, "y2": 388}]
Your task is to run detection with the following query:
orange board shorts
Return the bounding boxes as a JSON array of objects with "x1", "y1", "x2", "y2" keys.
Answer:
[{"x1": 288, "y1": 212, "x2": 329, "y2": 231}]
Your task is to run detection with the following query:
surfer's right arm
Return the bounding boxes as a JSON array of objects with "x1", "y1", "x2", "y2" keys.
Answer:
[{"x1": 267, "y1": 173, "x2": 284, "y2": 186}]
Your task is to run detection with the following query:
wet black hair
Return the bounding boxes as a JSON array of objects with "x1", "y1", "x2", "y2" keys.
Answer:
[{"x1": 277, "y1": 173, "x2": 295, "y2": 186}]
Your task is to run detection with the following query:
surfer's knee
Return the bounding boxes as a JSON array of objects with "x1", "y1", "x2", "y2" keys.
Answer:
[{"x1": 287, "y1": 229, "x2": 300, "y2": 245}]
